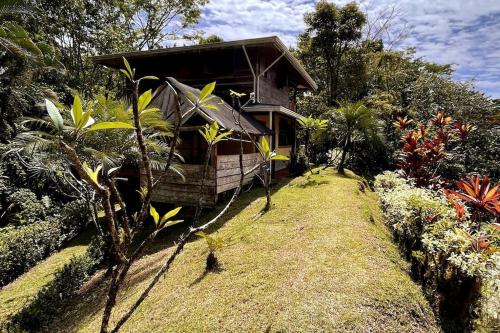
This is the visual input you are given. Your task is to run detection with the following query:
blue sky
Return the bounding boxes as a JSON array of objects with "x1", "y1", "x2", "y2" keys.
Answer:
[{"x1": 195, "y1": 0, "x2": 500, "y2": 98}]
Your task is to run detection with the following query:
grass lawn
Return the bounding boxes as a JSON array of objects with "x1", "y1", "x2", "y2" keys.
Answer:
[
  {"x1": 0, "y1": 230, "x2": 93, "y2": 325},
  {"x1": 42, "y1": 170, "x2": 439, "y2": 332}
]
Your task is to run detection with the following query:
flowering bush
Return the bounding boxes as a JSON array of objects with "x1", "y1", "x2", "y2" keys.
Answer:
[{"x1": 375, "y1": 171, "x2": 499, "y2": 331}]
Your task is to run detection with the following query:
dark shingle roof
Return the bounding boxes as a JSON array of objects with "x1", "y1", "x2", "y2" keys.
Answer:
[{"x1": 150, "y1": 78, "x2": 272, "y2": 135}]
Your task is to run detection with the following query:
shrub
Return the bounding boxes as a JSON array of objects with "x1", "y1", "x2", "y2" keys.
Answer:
[
  {"x1": 289, "y1": 149, "x2": 308, "y2": 176},
  {"x1": 7, "y1": 236, "x2": 106, "y2": 331},
  {"x1": 60, "y1": 199, "x2": 91, "y2": 240},
  {"x1": 0, "y1": 220, "x2": 62, "y2": 287},
  {"x1": 6, "y1": 188, "x2": 48, "y2": 225},
  {"x1": 375, "y1": 172, "x2": 500, "y2": 331}
]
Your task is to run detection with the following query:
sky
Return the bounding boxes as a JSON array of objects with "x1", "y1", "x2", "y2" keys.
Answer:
[{"x1": 195, "y1": 0, "x2": 500, "y2": 99}]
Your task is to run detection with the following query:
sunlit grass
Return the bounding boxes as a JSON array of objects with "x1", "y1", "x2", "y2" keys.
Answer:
[{"x1": 8, "y1": 169, "x2": 439, "y2": 332}]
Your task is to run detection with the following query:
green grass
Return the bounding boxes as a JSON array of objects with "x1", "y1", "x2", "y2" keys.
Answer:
[
  {"x1": 14, "y1": 170, "x2": 440, "y2": 332},
  {"x1": 0, "y1": 230, "x2": 93, "y2": 324}
]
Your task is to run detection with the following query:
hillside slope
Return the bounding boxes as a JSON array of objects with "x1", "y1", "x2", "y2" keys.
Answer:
[{"x1": 50, "y1": 170, "x2": 439, "y2": 332}]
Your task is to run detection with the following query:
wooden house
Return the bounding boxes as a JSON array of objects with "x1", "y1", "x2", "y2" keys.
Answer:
[{"x1": 93, "y1": 36, "x2": 317, "y2": 206}]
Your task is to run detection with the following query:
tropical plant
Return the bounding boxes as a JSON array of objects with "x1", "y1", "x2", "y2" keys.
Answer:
[
  {"x1": 451, "y1": 175, "x2": 499, "y2": 224},
  {"x1": 196, "y1": 121, "x2": 232, "y2": 221},
  {"x1": 256, "y1": 136, "x2": 289, "y2": 211},
  {"x1": 396, "y1": 111, "x2": 473, "y2": 188},
  {"x1": 196, "y1": 230, "x2": 224, "y2": 271},
  {"x1": 330, "y1": 101, "x2": 382, "y2": 173},
  {"x1": 298, "y1": 116, "x2": 328, "y2": 174},
  {"x1": 297, "y1": 0, "x2": 366, "y2": 105}
]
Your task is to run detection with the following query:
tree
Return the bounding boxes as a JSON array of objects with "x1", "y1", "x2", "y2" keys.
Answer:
[
  {"x1": 329, "y1": 101, "x2": 381, "y2": 173},
  {"x1": 0, "y1": 0, "x2": 63, "y2": 141},
  {"x1": 297, "y1": 1, "x2": 366, "y2": 106},
  {"x1": 30, "y1": 0, "x2": 208, "y2": 96},
  {"x1": 130, "y1": 0, "x2": 208, "y2": 49},
  {"x1": 197, "y1": 34, "x2": 224, "y2": 45}
]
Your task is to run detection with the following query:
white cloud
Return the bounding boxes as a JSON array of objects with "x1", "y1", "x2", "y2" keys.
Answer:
[{"x1": 196, "y1": 0, "x2": 500, "y2": 98}]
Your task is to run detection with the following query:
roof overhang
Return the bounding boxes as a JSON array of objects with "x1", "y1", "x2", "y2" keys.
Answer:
[
  {"x1": 92, "y1": 36, "x2": 317, "y2": 91},
  {"x1": 243, "y1": 104, "x2": 302, "y2": 120}
]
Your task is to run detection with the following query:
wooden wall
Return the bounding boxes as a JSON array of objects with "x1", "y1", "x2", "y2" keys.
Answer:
[
  {"x1": 216, "y1": 153, "x2": 262, "y2": 194},
  {"x1": 146, "y1": 165, "x2": 217, "y2": 206},
  {"x1": 143, "y1": 153, "x2": 263, "y2": 206}
]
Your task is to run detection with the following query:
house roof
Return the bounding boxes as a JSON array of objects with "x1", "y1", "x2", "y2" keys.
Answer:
[
  {"x1": 243, "y1": 104, "x2": 303, "y2": 120},
  {"x1": 151, "y1": 77, "x2": 273, "y2": 135},
  {"x1": 92, "y1": 36, "x2": 317, "y2": 91}
]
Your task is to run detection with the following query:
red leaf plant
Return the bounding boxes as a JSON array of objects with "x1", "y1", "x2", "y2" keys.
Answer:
[
  {"x1": 397, "y1": 112, "x2": 473, "y2": 188},
  {"x1": 393, "y1": 116, "x2": 413, "y2": 130},
  {"x1": 451, "y1": 175, "x2": 500, "y2": 220},
  {"x1": 444, "y1": 189, "x2": 466, "y2": 220},
  {"x1": 453, "y1": 121, "x2": 474, "y2": 140}
]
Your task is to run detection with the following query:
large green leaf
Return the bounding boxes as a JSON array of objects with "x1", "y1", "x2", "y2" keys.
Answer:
[
  {"x1": 138, "y1": 90, "x2": 153, "y2": 112},
  {"x1": 198, "y1": 82, "x2": 216, "y2": 102},
  {"x1": 44, "y1": 99, "x2": 64, "y2": 132},
  {"x1": 149, "y1": 205, "x2": 160, "y2": 225},
  {"x1": 82, "y1": 162, "x2": 102, "y2": 185},
  {"x1": 71, "y1": 94, "x2": 83, "y2": 127},
  {"x1": 122, "y1": 57, "x2": 133, "y2": 79},
  {"x1": 160, "y1": 207, "x2": 182, "y2": 225},
  {"x1": 86, "y1": 122, "x2": 135, "y2": 132},
  {"x1": 271, "y1": 153, "x2": 289, "y2": 161}
]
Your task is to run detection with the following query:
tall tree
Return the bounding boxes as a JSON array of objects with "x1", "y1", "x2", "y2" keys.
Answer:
[{"x1": 297, "y1": 1, "x2": 366, "y2": 106}]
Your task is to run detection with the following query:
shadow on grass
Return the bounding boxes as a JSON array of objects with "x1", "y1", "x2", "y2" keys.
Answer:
[{"x1": 46, "y1": 177, "x2": 293, "y2": 332}]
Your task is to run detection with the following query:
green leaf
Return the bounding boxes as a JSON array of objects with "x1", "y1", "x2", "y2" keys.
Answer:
[
  {"x1": 229, "y1": 90, "x2": 246, "y2": 98},
  {"x1": 138, "y1": 90, "x2": 153, "y2": 112},
  {"x1": 160, "y1": 207, "x2": 182, "y2": 225},
  {"x1": 204, "y1": 104, "x2": 219, "y2": 111},
  {"x1": 213, "y1": 130, "x2": 233, "y2": 144},
  {"x1": 71, "y1": 94, "x2": 83, "y2": 127},
  {"x1": 80, "y1": 111, "x2": 95, "y2": 129},
  {"x1": 83, "y1": 162, "x2": 102, "y2": 185},
  {"x1": 120, "y1": 69, "x2": 131, "y2": 80},
  {"x1": 162, "y1": 219, "x2": 183, "y2": 228},
  {"x1": 258, "y1": 136, "x2": 271, "y2": 158},
  {"x1": 271, "y1": 153, "x2": 289, "y2": 161},
  {"x1": 123, "y1": 57, "x2": 133, "y2": 78},
  {"x1": 140, "y1": 75, "x2": 159, "y2": 81},
  {"x1": 198, "y1": 82, "x2": 216, "y2": 102},
  {"x1": 86, "y1": 122, "x2": 135, "y2": 132},
  {"x1": 150, "y1": 205, "x2": 159, "y2": 225},
  {"x1": 45, "y1": 99, "x2": 64, "y2": 132}
]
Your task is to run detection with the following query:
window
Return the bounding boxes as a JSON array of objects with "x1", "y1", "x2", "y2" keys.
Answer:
[{"x1": 278, "y1": 118, "x2": 293, "y2": 146}]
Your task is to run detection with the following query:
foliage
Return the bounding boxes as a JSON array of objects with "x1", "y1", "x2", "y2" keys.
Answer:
[
  {"x1": 197, "y1": 34, "x2": 224, "y2": 45},
  {"x1": 7, "y1": 235, "x2": 106, "y2": 332},
  {"x1": 29, "y1": 0, "x2": 208, "y2": 95},
  {"x1": 297, "y1": 0, "x2": 366, "y2": 106},
  {"x1": 297, "y1": 116, "x2": 328, "y2": 174},
  {"x1": 448, "y1": 175, "x2": 500, "y2": 225},
  {"x1": 196, "y1": 230, "x2": 223, "y2": 271},
  {"x1": 0, "y1": 220, "x2": 62, "y2": 287},
  {"x1": 375, "y1": 171, "x2": 500, "y2": 331},
  {"x1": 328, "y1": 101, "x2": 383, "y2": 173},
  {"x1": 396, "y1": 111, "x2": 471, "y2": 188}
]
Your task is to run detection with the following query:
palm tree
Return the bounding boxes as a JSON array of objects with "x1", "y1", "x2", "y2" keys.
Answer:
[
  {"x1": 298, "y1": 116, "x2": 328, "y2": 174},
  {"x1": 331, "y1": 101, "x2": 381, "y2": 173},
  {"x1": 0, "y1": 0, "x2": 61, "y2": 66}
]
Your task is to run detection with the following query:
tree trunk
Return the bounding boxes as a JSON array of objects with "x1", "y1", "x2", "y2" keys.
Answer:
[
  {"x1": 337, "y1": 135, "x2": 351, "y2": 173},
  {"x1": 194, "y1": 144, "x2": 212, "y2": 224},
  {"x1": 264, "y1": 172, "x2": 271, "y2": 211}
]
